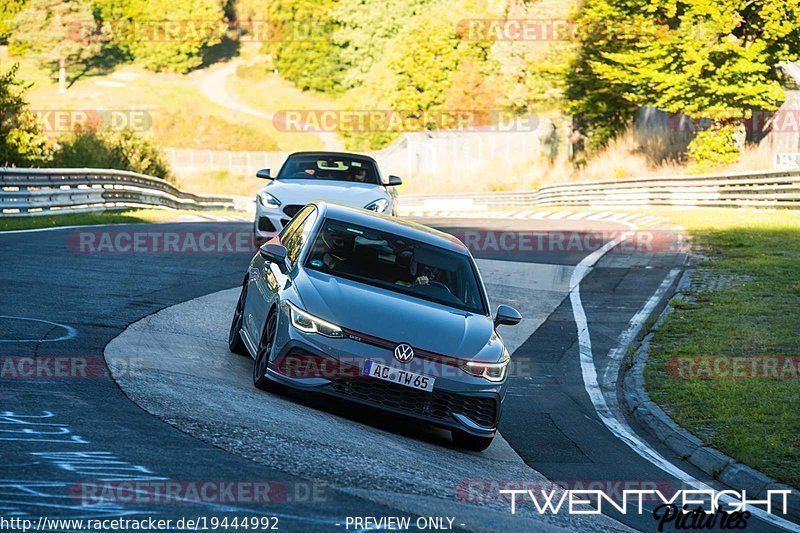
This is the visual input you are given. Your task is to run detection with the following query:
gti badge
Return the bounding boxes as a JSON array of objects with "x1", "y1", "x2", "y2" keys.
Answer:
[{"x1": 394, "y1": 343, "x2": 415, "y2": 363}]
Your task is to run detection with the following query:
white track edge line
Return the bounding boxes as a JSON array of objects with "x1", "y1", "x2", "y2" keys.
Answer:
[{"x1": 569, "y1": 223, "x2": 799, "y2": 532}]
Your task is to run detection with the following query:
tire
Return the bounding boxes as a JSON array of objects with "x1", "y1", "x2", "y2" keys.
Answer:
[
  {"x1": 253, "y1": 310, "x2": 288, "y2": 394},
  {"x1": 452, "y1": 430, "x2": 494, "y2": 452},
  {"x1": 228, "y1": 284, "x2": 248, "y2": 355}
]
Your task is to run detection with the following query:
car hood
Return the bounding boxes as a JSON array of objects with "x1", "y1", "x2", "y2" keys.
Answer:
[
  {"x1": 262, "y1": 180, "x2": 389, "y2": 209},
  {"x1": 293, "y1": 269, "x2": 502, "y2": 362}
]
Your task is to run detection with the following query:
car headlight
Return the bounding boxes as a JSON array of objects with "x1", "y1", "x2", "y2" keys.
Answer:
[
  {"x1": 257, "y1": 191, "x2": 281, "y2": 209},
  {"x1": 462, "y1": 349, "x2": 510, "y2": 382},
  {"x1": 288, "y1": 301, "x2": 344, "y2": 338},
  {"x1": 365, "y1": 198, "x2": 389, "y2": 213}
]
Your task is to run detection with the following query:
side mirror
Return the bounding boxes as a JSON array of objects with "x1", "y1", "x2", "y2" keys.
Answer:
[
  {"x1": 256, "y1": 168, "x2": 272, "y2": 179},
  {"x1": 259, "y1": 243, "x2": 288, "y2": 272},
  {"x1": 494, "y1": 305, "x2": 522, "y2": 327},
  {"x1": 387, "y1": 175, "x2": 402, "y2": 186}
]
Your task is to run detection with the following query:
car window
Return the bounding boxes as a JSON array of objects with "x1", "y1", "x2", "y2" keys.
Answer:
[
  {"x1": 279, "y1": 205, "x2": 313, "y2": 241},
  {"x1": 282, "y1": 207, "x2": 318, "y2": 266},
  {"x1": 276, "y1": 155, "x2": 380, "y2": 184},
  {"x1": 304, "y1": 218, "x2": 486, "y2": 314}
]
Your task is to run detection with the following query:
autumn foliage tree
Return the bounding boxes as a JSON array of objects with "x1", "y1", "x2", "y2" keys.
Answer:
[
  {"x1": 10, "y1": 0, "x2": 102, "y2": 92},
  {"x1": 341, "y1": 0, "x2": 493, "y2": 149},
  {"x1": 567, "y1": 0, "x2": 800, "y2": 166}
]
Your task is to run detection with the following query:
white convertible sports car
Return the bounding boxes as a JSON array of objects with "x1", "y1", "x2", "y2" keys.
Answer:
[{"x1": 253, "y1": 151, "x2": 402, "y2": 245}]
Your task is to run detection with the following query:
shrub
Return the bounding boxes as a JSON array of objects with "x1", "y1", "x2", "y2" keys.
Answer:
[
  {"x1": 687, "y1": 123, "x2": 742, "y2": 173},
  {"x1": 53, "y1": 127, "x2": 172, "y2": 180},
  {"x1": 0, "y1": 63, "x2": 51, "y2": 166}
]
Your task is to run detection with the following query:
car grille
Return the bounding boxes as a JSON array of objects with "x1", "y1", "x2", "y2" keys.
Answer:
[
  {"x1": 282, "y1": 204, "x2": 304, "y2": 218},
  {"x1": 331, "y1": 378, "x2": 498, "y2": 428},
  {"x1": 257, "y1": 217, "x2": 276, "y2": 232}
]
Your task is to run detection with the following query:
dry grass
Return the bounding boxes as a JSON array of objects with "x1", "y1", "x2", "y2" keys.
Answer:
[
  {"x1": 174, "y1": 170, "x2": 262, "y2": 197},
  {"x1": 396, "y1": 129, "x2": 691, "y2": 195},
  {"x1": 14, "y1": 59, "x2": 280, "y2": 151}
]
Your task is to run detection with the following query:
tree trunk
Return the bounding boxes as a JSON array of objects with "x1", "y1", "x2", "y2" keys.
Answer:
[{"x1": 59, "y1": 58, "x2": 66, "y2": 94}]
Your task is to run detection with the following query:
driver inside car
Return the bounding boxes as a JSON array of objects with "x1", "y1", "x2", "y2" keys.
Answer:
[
  {"x1": 291, "y1": 162, "x2": 317, "y2": 178},
  {"x1": 351, "y1": 168, "x2": 368, "y2": 182}
]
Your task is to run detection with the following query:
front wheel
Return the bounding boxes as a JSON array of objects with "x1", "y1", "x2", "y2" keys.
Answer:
[
  {"x1": 253, "y1": 311, "x2": 288, "y2": 394},
  {"x1": 452, "y1": 430, "x2": 493, "y2": 452},
  {"x1": 228, "y1": 284, "x2": 248, "y2": 355}
]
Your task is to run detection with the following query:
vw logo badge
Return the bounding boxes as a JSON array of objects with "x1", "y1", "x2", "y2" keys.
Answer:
[{"x1": 394, "y1": 343, "x2": 414, "y2": 363}]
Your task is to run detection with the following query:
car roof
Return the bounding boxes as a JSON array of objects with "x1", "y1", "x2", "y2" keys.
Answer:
[
  {"x1": 313, "y1": 202, "x2": 469, "y2": 254},
  {"x1": 286, "y1": 151, "x2": 379, "y2": 164}
]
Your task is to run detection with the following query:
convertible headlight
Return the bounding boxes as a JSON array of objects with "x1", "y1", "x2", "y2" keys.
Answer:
[
  {"x1": 365, "y1": 198, "x2": 389, "y2": 213},
  {"x1": 257, "y1": 191, "x2": 281, "y2": 208},
  {"x1": 462, "y1": 349, "x2": 510, "y2": 382},
  {"x1": 288, "y1": 302, "x2": 344, "y2": 338}
]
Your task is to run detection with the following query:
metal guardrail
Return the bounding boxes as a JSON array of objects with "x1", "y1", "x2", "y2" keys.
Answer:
[
  {"x1": 402, "y1": 169, "x2": 800, "y2": 209},
  {"x1": 4, "y1": 166, "x2": 799, "y2": 218},
  {"x1": 0, "y1": 168, "x2": 235, "y2": 217}
]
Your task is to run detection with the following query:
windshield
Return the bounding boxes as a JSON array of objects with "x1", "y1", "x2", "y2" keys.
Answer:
[
  {"x1": 304, "y1": 218, "x2": 487, "y2": 314},
  {"x1": 277, "y1": 155, "x2": 380, "y2": 184}
]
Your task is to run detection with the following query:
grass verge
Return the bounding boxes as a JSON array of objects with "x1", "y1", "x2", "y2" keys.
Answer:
[
  {"x1": 0, "y1": 209, "x2": 212, "y2": 232},
  {"x1": 174, "y1": 170, "x2": 262, "y2": 197},
  {"x1": 643, "y1": 208, "x2": 800, "y2": 488}
]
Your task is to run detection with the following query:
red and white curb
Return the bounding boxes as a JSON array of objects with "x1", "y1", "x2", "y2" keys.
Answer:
[
  {"x1": 175, "y1": 209, "x2": 669, "y2": 228},
  {"x1": 175, "y1": 214, "x2": 251, "y2": 223},
  {"x1": 399, "y1": 208, "x2": 668, "y2": 228}
]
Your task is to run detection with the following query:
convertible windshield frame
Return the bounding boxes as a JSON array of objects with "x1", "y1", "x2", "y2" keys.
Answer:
[
  {"x1": 302, "y1": 217, "x2": 489, "y2": 316},
  {"x1": 276, "y1": 155, "x2": 381, "y2": 184}
]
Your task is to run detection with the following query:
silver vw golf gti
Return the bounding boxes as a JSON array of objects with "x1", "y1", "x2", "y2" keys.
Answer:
[{"x1": 229, "y1": 202, "x2": 521, "y2": 451}]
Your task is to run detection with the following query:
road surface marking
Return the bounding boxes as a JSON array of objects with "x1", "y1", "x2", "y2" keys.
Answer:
[{"x1": 569, "y1": 224, "x2": 800, "y2": 532}]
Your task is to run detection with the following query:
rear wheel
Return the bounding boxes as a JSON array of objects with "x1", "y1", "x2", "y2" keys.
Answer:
[
  {"x1": 452, "y1": 430, "x2": 493, "y2": 452},
  {"x1": 228, "y1": 284, "x2": 248, "y2": 355},
  {"x1": 253, "y1": 311, "x2": 288, "y2": 394}
]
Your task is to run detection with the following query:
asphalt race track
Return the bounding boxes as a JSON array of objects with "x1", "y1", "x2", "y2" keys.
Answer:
[{"x1": 1, "y1": 216, "x2": 798, "y2": 533}]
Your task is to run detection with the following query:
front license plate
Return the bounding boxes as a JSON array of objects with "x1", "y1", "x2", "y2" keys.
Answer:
[{"x1": 362, "y1": 360, "x2": 434, "y2": 392}]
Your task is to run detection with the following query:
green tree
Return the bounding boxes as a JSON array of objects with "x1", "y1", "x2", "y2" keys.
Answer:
[
  {"x1": 489, "y1": 0, "x2": 576, "y2": 114},
  {"x1": 567, "y1": 0, "x2": 800, "y2": 162},
  {"x1": 332, "y1": 0, "x2": 432, "y2": 89},
  {"x1": 10, "y1": 0, "x2": 103, "y2": 92},
  {"x1": 0, "y1": 0, "x2": 29, "y2": 43},
  {"x1": 0, "y1": 63, "x2": 51, "y2": 166},
  {"x1": 263, "y1": 0, "x2": 343, "y2": 93},
  {"x1": 128, "y1": 0, "x2": 226, "y2": 73},
  {"x1": 342, "y1": 0, "x2": 492, "y2": 149}
]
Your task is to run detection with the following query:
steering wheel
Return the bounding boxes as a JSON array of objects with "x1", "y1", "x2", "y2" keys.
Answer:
[{"x1": 428, "y1": 280, "x2": 452, "y2": 294}]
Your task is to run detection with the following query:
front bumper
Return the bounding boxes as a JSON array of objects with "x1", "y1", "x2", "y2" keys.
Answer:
[
  {"x1": 264, "y1": 315, "x2": 506, "y2": 437},
  {"x1": 253, "y1": 198, "x2": 396, "y2": 246},
  {"x1": 253, "y1": 203, "x2": 298, "y2": 245}
]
